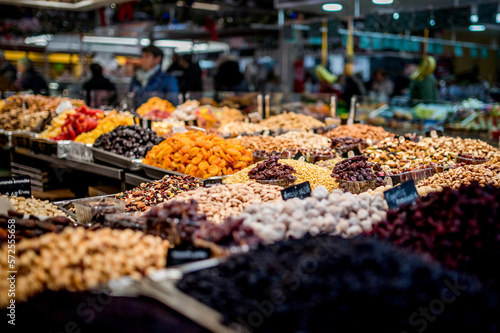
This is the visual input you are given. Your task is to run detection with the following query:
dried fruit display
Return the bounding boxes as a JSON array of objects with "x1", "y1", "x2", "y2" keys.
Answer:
[
  {"x1": 93, "y1": 124, "x2": 164, "y2": 159},
  {"x1": 143, "y1": 131, "x2": 253, "y2": 178},
  {"x1": 136, "y1": 97, "x2": 175, "y2": 119},
  {"x1": 177, "y1": 235, "x2": 498, "y2": 333},
  {"x1": 258, "y1": 112, "x2": 325, "y2": 131},
  {"x1": 248, "y1": 156, "x2": 296, "y2": 181},
  {"x1": 370, "y1": 182, "x2": 500, "y2": 293},
  {"x1": 74, "y1": 111, "x2": 134, "y2": 144},
  {"x1": 39, "y1": 106, "x2": 104, "y2": 140}
]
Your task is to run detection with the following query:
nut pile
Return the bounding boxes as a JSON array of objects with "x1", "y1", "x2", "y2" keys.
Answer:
[
  {"x1": 115, "y1": 175, "x2": 202, "y2": 212},
  {"x1": 0, "y1": 212, "x2": 76, "y2": 243},
  {"x1": 369, "y1": 182, "x2": 500, "y2": 293},
  {"x1": 218, "y1": 121, "x2": 269, "y2": 135},
  {"x1": 178, "y1": 235, "x2": 498, "y2": 333},
  {"x1": 225, "y1": 159, "x2": 340, "y2": 191},
  {"x1": 330, "y1": 136, "x2": 367, "y2": 149},
  {"x1": 258, "y1": 112, "x2": 325, "y2": 131},
  {"x1": 239, "y1": 186, "x2": 387, "y2": 243},
  {"x1": 2, "y1": 196, "x2": 68, "y2": 218},
  {"x1": 248, "y1": 156, "x2": 296, "y2": 181},
  {"x1": 324, "y1": 124, "x2": 393, "y2": 141},
  {"x1": 143, "y1": 131, "x2": 253, "y2": 178},
  {"x1": 419, "y1": 163, "x2": 500, "y2": 191},
  {"x1": 237, "y1": 131, "x2": 330, "y2": 152},
  {"x1": 0, "y1": 227, "x2": 169, "y2": 307},
  {"x1": 94, "y1": 124, "x2": 165, "y2": 159},
  {"x1": 174, "y1": 183, "x2": 282, "y2": 225}
]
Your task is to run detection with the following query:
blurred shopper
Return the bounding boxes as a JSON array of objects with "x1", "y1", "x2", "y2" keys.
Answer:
[
  {"x1": 15, "y1": 57, "x2": 48, "y2": 95},
  {"x1": 178, "y1": 54, "x2": 203, "y2": 93},
  {"x1": 130, "y1": 45, "x2": 179, "y2": 105},
  {"x1": 83, "y1": 63, "x2": 117, "y2": 106},
  {"x1": 166, "y1": 53, "x2": 184, "y2": 83},
  {"x1": 0, "y1": 51, "x2": 17, "y2": 89},
  {"x1": 214, "y1": 55, "x2": 249, "y2": 92},
  {"x1": 368, "y1": 69, "x2": 393, "y2": 103}
]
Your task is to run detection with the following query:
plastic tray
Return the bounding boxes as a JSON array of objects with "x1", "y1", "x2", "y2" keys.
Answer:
[
  {"x1": 389, "y1": 168, "x2": 433, "y2": 185},
  {"x1": 73, "y1": 197, "x2": 126, "y2": 226},
  {"x1": 91, "y1": 147, "x2": 144, "y2": 171},
  {"x1": 142, "y1": 163, "x2": 187, "y2": 180},
  {"x1": 103, "y1": 212, "x2": 147, "y2": 232},
  {"x1": 455, "y1": 155, "x2": 489, "y2": 165}
]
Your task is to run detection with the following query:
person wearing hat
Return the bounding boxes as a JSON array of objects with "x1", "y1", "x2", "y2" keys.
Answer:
[{"x1": 15, "y1": 57, "x2": 49, "y2": 95}]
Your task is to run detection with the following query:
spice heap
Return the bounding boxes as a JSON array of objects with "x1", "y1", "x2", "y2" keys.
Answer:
[
  {"x1": 143, "y1": 131, "x2": 253, "y2": 178},
  {"x1": 225, "y1": 159, "x2": 340, "y2": 191},
  {"x1": 258, "y1": 112, "x2": 325, "y2": 130},
  {"x1": 0, "y1": 211, "x2": 75, "y2": 243},
  {"x1": 177, "y1": 235, "x2": 498, "y2": 333},
  {"x1": 370, "y1": 182, "x2": 500, "y2": 293},
  {"x1": 238, "y1": 186, "x2": 387, "y2": 243},
  {"x1": 115, "y1": 175, "x2": 203, "y2": 212},
  {"x1": 94, "y1": 124, "x2": 165, "y2": 159},
  {"x1": 174, "y1": 183, "x2": 282, "y2": 225},
  {"x1": 39, "y1": 106, "x2": 104, "y2": 140},
  {"x1": 74, "y1": 111, "x2": 134, "y2": 144},
  {"x1": 248, "y1": 156, "x2": 296, "y2": 181},
  {"x1": 0, "y1": 95, "x2": 84, "y2": 131},
  {"x1": 144, "y1": 200, "x2": 207, "y2": 246},
  {"x1": 0, "y1": 227, "x2": 169, "y2": 307},
  {"x1": 324, "y1": 124, "x2": 392, "y2": 141},
  {"x1": 331, "y1": 155, "x2": 386, "y2": 184}
]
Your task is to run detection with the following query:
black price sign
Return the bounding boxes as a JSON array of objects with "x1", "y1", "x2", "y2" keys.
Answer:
[
  {"x1": 203, "y1": 177, "x2": 223, "y2": 187},
  {"x1": 383, "y1": 180, "x2": 419, "y2": 210},
  {"x1": 281, "y1": 181, "x2": 311, "y2": 200},
  {"x1": 0, "y1": 176, "x2": 31, "y2": 198},
  {"x1": 167, "y1": 248, "x2": 211, "y2": 267},
  {"x1": 184, "y1": 119, "x2": 198, "y2": 127}
]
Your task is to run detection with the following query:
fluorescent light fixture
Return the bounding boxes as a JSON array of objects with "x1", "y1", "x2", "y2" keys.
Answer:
[
  {"x1": 191, "y1": 2, "x2": 220, "y2": 11},
  {"x1": 322, "y1": 3, "x2": 342, "y2": 12},
  {"x1": 496, "y1": 13, "x2": 500, "y2": 23},
  {"x1": 470, "y1": 14, "x2": 478, "y2": 23},
  {"x1": 469, "y1": 24, "x2": 486, "y2": 31},
  {"x1": 193, "y1": 43, "x2": 208, "y2": 51},
  {"x1": 372, "y1": 0, "x2": 394, "y2": 4},
  {"x1": 82, "y1": 36, "x2": 138, "y2": 45},
  {"x1": 393, "y1": 12, "x2": 399, "y2": 20},
  {"x1": 153, "y1": 39, "x2": 193, "y2": 49},
  {"x1": 140, "y1": 38, "x2": 150, "y2": 46},
  {"x1": 24, "y1": 34, "x2": 52, "y2": 46}
]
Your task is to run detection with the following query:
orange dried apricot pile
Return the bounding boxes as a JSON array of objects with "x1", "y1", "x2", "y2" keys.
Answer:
[{"x1": 143, "y1": 131, "x2": 253, "y2": 179}]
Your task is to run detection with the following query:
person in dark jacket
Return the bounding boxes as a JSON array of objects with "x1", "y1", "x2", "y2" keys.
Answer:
[
  {"x1": 129, "y1": 45, "x2": 179, "y2": 106},
  {"x1": 83, "y1": 63, "x2": 117, "y2": 106},
  {"x1": 178, "y1": 54, "x2": 203, "y2": 93},
  {"x1": 15, "y1": 57, "x2": 48, "y2": 95},
  {"x1": 214, "y1": 56, "x2": 248, "y2": 92},
  {"x1": 0, "y1": 51, "x2": 17, "y2": 91}
]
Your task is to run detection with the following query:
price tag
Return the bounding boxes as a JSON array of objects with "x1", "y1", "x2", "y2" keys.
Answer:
[
  {"x1": 281, "y1": 181, "x2": 312, "y2": 200},
  {"x1": 347, "y1": 150, "x2": 355, "y2": 158},
  {"x1": 384, "y1": 176, "x2": 393, "y2": 187},
  {"x1": 366, "y1": 139, "x2": 373, "y2": 146},
  {"x1": 430, "y1": 130, "x2": 438, "y2": 138},
  {"x1": 167, "y1": 247, "x2": 211, "y2": 267},
  {"x1": 203, "y1": 177, "x2": 223, "y2": 187},
  {"x1": 0, "y1": 176, "x2": 31, "y2": 198},
  {"x1": 399, "y1": 136, "x2": 405, "y2": 143},
  {"x1": 172, "y1": 127, "x2": 188, "y2": 134},
  {"x1": 262, "y1": 130, "x2": 270, "y2": 137},
  {"x1": 248, "y1": 112, "x2": 263, "y2": 123},
  {"x1": 293, "y1": 151, "x2": 306, "y2": 162},
  {"x1": 383, "y1": 180, "x2": 419, "y2": 210}
]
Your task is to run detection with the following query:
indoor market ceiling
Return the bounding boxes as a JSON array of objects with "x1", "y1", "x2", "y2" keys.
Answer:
[{"x1": 0, "y1": 0, "x2": 131, "y2": 11}]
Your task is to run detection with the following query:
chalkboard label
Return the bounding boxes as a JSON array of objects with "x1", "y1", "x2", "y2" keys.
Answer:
[
  {"x1": 281, "y1": 181, "x2": 311, "y2": 200},
  {"x1": 203, "y1": 177, "x2": 223, "y2": 187},
  {"x1": 383, "y1": 180, "x2": 419, "y2": 210},
  {"x1": 167, "y1": 248, "x2": 211, "y2": 267},
  {"x1": 293, "y1": 151, "x2": 306, "y2": 162},
  {"x1": 0, "y1": 176, "x2": 31, "y2": 198}
]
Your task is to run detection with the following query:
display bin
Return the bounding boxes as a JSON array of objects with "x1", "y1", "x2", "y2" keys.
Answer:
[
  {"x1": 73, "y1": 197, "x2": 126, "y2": 226},
  {"x1": 91, "y1": 147, "x2": 144, "y2": 171}
]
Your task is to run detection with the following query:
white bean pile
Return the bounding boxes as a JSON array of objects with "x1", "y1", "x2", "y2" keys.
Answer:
[{"x1": 239, "y1": 186, "x2": 388, "y2": 244}]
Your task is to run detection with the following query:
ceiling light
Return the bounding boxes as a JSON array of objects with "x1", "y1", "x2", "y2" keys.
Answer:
[
  {"x1": 372, "y1": 0, "x2": 394, "y2": 4},
  {"x1": 24, "y1": 34, "x2": 53, "y2": 46},
  {"x1": 496, "y1": 13, "x2": 500, "y2": 23},
  {"x1": 191, "y1": 2, "x2": 220, "y2": 11},
  {"x1": 82, "y1": 36, "x2": 138, "y2": 45},
  {"x1": 154, "y1": 39, "x2": 193, "y2": 49},
  {"x1": 393, "y1": 12, "x2": 399, "y2": 20},
  {"x1": 140, "y1": 38, "x2": 150, "y2": 46},
  {"x1": 322, "y1": 3, "x2": 343, "y2": 12},
  {"x1": 469, "y1": 24, "x2": 486, "y2": 31},
  {"x1": 470, "y1": 14, "x2": 478, "y2": 23},
  {"x1": 429, "y1": 19, "x2": 435, "y2": 26}
]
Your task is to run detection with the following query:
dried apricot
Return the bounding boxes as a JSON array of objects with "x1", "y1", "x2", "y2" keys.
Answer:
[
  {"x1": 208, "y1": 164, "x2": 220, "y2": 176},
  {"x1": 198, "y1": 161, "x2": 209, "y2": 170}
]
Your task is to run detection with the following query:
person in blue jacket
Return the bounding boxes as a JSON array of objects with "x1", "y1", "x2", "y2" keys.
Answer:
[{"x1": 130, "y1": 45, "x2": 179, "y2": 106}]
